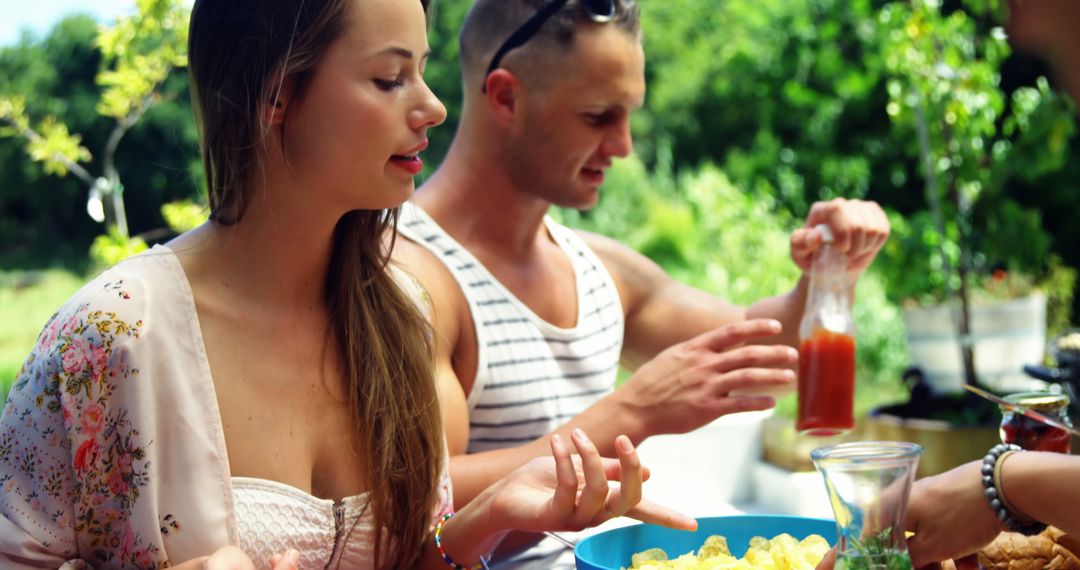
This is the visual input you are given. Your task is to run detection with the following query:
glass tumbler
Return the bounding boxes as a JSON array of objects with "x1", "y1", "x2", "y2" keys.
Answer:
[{"x1": 811, "y1": 441, "x2": 923, "y2": 570}]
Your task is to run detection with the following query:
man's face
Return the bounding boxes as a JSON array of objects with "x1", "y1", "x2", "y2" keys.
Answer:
[{"x1": 501, "y1": 24, "x2": 646, "y2": 210}]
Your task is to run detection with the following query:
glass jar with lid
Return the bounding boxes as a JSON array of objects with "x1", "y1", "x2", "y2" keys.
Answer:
[{"x1": 999, "y1": 391, "x2": 1072, "y2": 453}]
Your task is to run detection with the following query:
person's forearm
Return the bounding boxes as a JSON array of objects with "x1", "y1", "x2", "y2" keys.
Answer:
[
  {"x1": 745, "y1": 275, "x2": 809, "y2": 348},
  {"x1": 450, "y1": 440, "x2": 550, "y2": 508},
  {"x1": 1001, "y1": 451, "x2": 1080, "y2": 537},
  {"x1": 450, "y1": 396, "x2": 644, "y2": 506}
]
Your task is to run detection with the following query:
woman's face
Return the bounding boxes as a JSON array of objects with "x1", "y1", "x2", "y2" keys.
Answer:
[{"x1": 278, "y1": 0, "x2": 446, "y2": 212}]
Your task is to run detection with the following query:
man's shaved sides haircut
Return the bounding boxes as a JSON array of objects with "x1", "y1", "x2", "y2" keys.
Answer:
[{"x1": 459, "y1": 0, "x2": 640, "y2": 87}]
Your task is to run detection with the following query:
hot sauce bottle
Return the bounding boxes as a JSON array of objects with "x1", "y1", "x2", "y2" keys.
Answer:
[{"x1": 797, "y1": 225, "x2": 856, "y2": 436}]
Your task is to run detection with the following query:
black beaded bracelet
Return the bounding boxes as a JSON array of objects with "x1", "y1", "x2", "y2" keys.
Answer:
[{"x1": 981, "y1": 443, "x2": 1046, "y2": 536}]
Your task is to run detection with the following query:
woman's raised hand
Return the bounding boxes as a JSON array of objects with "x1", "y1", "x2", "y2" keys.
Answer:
[{"x1": 484, "y1": 429, "x2": 697, "y2": 533}]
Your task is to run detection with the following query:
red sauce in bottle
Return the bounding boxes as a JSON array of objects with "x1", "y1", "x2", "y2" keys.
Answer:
[
  {"x1": 797, "y1": 329, "x2": 856, "y2": 436},
  {"x1": 1000, "y1": 416, "x2": 1071, "y2": 453}
]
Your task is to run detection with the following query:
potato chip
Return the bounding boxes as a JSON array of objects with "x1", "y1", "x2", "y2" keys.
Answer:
[
  {"x1": 799, "y1": 535, "x2": 831, "y2": 565},
  {"x1": 699, "y1": 535, "x2": 732, "y2": 559},
  {"x1": 628, "y1": 533, "x2": 831, "y2": 570},
  {"x1": 633, "y1": 548, "x2": 672, "y2": 566}
]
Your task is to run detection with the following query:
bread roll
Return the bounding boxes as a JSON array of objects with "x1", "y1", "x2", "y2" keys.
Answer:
[{"x1": 977, "y1": 527, "x2": 1080, "y2": 570}]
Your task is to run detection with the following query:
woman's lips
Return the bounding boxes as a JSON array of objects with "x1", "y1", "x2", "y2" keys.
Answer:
[{"x1": 390, "y1": 155, "x2": 423, "y2": 175}]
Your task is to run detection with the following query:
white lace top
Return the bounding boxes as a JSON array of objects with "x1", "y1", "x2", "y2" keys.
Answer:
[{"x1": 232, "y1": 477, "x2": 380, "y2": 569}]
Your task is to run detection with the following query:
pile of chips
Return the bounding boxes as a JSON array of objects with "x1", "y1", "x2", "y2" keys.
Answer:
[{"x1": 628, "y1": 533, "x2": 831, "y2": 570}]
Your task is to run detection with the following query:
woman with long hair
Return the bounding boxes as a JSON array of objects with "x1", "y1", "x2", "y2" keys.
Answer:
[{"x1": 0, "y1": 0, "x2": 692, "y2": 568}]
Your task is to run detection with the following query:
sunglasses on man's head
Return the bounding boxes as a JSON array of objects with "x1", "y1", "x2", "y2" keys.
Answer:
[{"x1": 482, "y1": 0, "x2": 617, "y2": 92}]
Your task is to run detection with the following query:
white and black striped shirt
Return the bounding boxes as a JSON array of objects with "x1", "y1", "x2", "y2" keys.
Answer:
[{"x1": 398, "y1": 201, "x2": 625, "y2": 454}]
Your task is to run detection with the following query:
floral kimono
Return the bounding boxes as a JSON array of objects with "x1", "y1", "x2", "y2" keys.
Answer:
[{"x1": 0, "y1": 246, "x2": 452, "y2": 568}]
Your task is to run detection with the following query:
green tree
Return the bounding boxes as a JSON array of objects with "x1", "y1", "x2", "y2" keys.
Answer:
[
  {"x1": 634, "y1": 0, "x2": 1078, "y2": 321},
  {"x1": 0, "y1": 0, "x2": 190, "y2": 264},
  {"x1": 637, "y1": 0, "x2": 899, "y2": 215},
  {"x1": 424, "y1": 2, "x2": 471, "y2": 170},
  {"x1": 876, "y1": 0, "x2": 1075, "y2": 386}
]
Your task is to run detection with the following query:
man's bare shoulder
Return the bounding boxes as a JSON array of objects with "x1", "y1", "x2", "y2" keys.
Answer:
[
  {"x1": 391, "y1": 236, "x2": 469, "y2": 324},
  {"x1": 572, "y1": 229, "x2": 667, "y2": 305},
  {"x1": 573, "y1": 228, "x2": 623, "y2": 256}
]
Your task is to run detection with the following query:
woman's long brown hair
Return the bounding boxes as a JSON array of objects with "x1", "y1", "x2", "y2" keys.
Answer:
[{"x1": 187, "y1": 1, "x2": 443, "y2": 567}]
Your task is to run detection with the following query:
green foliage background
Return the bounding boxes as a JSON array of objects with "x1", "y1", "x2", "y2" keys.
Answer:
[
  {"x1": 0, "y1": 14, "x2": 199, "y2": 271},
  {"x1": 2, "y1": 0, "x2": 1078, "y2": 408}
]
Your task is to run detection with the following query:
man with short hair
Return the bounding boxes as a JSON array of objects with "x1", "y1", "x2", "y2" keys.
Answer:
[{"x1": 394, "y1": 0, "x2": 890, "y2": 566}]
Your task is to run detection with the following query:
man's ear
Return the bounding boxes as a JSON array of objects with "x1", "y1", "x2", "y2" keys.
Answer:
[
  {"x1": 483, "y1": 69, "x2": 521, "y2": 127},
  {"x1": 261, "y1": 75, "x2": 296, "y2": 126}
]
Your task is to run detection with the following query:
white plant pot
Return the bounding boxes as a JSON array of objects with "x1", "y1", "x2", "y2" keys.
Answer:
[{"x1": 903, "y1": 293, "x2": 1047, "y2": 394}]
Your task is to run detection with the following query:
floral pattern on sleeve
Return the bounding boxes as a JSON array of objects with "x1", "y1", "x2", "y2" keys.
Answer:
[{"x1": 1, "y1": 278, "x2": 171, "y2": 568}]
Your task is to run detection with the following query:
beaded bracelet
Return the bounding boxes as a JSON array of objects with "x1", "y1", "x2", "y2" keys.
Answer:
[
  {"x1": 433, "y1": 512, "x2": 489, "y2": 570},
  {"x1": 981, "y1": 443, "x2": 1046, "y2": 536}
]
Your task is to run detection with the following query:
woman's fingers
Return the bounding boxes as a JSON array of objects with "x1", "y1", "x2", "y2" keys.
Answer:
[
  {"x1": 544, "y1": 432, "x2": 670, "y2": 532},
  {"x1": 581, "y1": 434, "x2": 684, "y2": 531},
  {"x1": 570, "y1": 429, "x2": 610, "y2": 525},
  {"x1": 271, "y1": 550, "x2": 299, "y2": 570},
  {"x1": 601, "y1": 435, "x2": 643, "y2": 520},
  {"x1": 625, "y1": 498, "x2": 698, "y2": 531},
  {"x1": 601, "y1": 457, "x2": 652, "y2": 483},
  {"x1": 815, "y1": 547, "x2": 837, "y2": 570},
  {"x1": 550, "y1": 433, "x2": 579, "y2": 515}
]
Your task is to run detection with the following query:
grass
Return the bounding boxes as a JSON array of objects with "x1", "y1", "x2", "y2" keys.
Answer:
[{"x1": 0, "y1": 269, "x2": 85, "y2": 397}]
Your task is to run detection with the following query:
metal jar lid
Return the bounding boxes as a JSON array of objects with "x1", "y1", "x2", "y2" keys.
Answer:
[{"x1": 1003, "y1": 391, "x2": 1070, "y2": 413}]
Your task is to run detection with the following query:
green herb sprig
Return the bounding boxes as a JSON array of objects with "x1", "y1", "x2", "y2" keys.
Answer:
[{"x1": 836, "y1": 528, "x2": 913, "y2": 570}]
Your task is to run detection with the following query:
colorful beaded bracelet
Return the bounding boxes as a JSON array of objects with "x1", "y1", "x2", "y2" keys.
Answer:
[
  {"x1": 433, "y1": 512, "x2": 488, "y2": 570},
  {"x1": 981, "y1": 443, "x2": 1046, "y2": 536}
]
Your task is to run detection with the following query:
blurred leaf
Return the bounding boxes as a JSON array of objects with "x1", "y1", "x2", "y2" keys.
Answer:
[
  {"x1": 89, "y1": 226, "x2": 147, "y2": 269},
  {"x1": 94, "y1": 0, "x2": 189, "y2": 120},
  {"x1": 160, "y1": 199, "x2": 208, "y2": 234},
  {"x1": 26, "y1": 116, "x2": 91, "y2": 176},
  {"x1": 0, "y1": 96, "x2": 31, "y2": 131}
]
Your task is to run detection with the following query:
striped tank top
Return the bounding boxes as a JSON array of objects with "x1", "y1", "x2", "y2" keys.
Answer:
[{"x1": 398, "y1": 201, "x2": 625, "y2": 454}]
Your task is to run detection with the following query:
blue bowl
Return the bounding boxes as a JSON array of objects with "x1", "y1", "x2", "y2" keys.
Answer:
[{"x1": 574, "y1": 515, "x2": 837, "y2": 570}]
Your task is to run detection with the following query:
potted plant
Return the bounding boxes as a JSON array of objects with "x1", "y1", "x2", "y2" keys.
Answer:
[
  {"x1": 865, "y1": 0, "x2": 1077, "y2": 477},
  {"x1": 877, "y1": 0, "x2": 1075, "y2": 396}
]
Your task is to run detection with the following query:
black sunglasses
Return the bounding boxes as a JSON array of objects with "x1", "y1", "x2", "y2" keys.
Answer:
[{"x1": 482, "y1": 0, "x2": 617, "y2": 92}]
